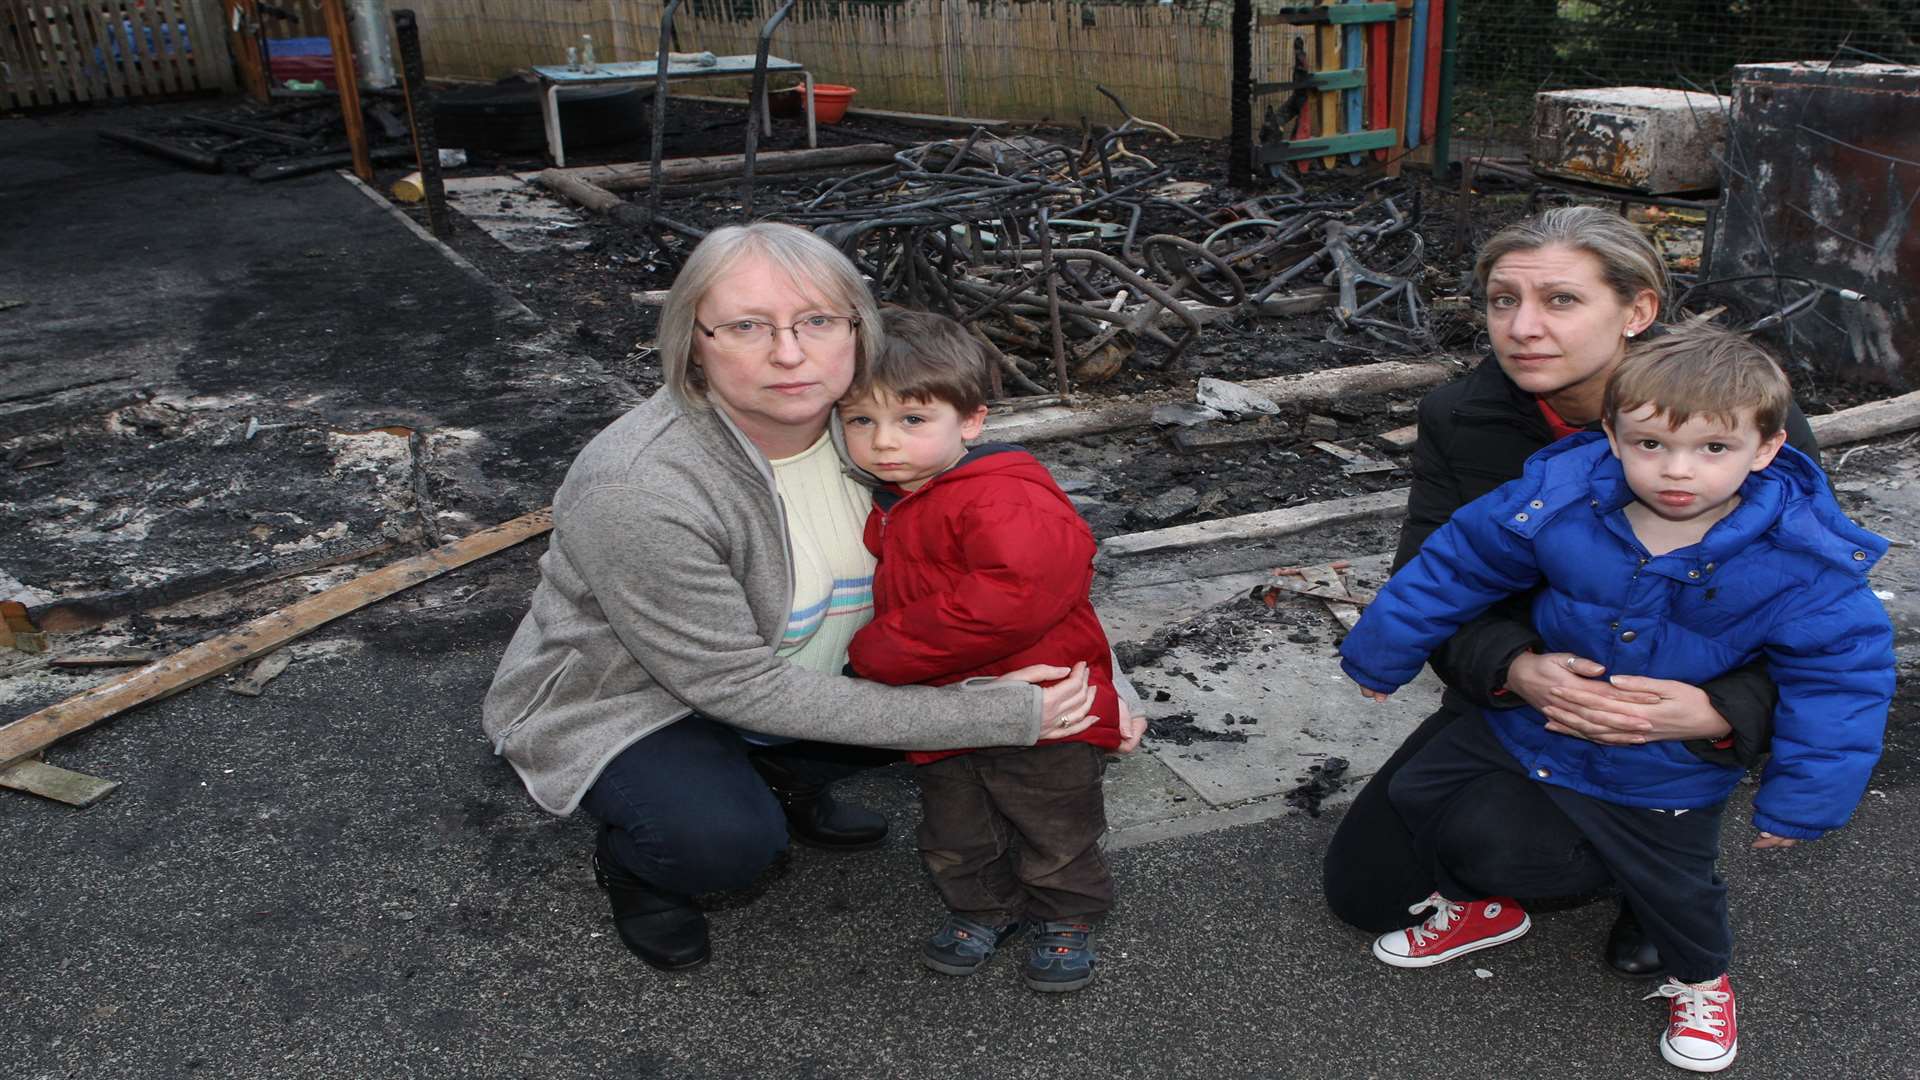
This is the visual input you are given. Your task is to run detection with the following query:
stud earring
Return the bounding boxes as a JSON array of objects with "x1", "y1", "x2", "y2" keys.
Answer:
[{"x1": 1625, "y1": 329, "x2": 1637, "y2": 338}]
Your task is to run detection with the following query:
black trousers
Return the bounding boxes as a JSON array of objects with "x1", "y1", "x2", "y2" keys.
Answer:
[
  {"x1": 1324, "y1": 701, "x2": 1615, "y2": 933},
  {"x1": 914, "y1": 742, "x2": 1112, "y2": 925},
  {"x1": 581, "y1": 715, "x2": 895, "y2": 896},
  {"x1": 1387, "y1": 712, "x2": 1732, "y2": 982}
]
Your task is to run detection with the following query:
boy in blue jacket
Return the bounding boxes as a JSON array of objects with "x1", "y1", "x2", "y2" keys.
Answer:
[{"x1": 1339, "y1": 321, "x2": 1894, "y2": 1074}]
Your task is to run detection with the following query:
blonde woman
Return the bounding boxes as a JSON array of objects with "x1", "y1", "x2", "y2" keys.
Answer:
[
  {"x1": 1321, "y1": 206, "x2": 1818, "y2": 978},
  {"x1": 484, "y1": 223, "x2": 1138, "y2": 972}
]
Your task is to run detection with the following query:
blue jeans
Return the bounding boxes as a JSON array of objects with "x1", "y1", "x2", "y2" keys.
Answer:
[
  {"x1": 1390, "y1": 711, "x2": 1731, "y2": 981},
  {"x1": 580, "y1": 714, "x2": 894, "y2": 895}
]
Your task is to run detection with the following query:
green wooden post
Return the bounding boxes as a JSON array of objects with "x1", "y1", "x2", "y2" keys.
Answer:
[{"x1": 1431, "y1": 0, "x2": 1462, "y2": 174}]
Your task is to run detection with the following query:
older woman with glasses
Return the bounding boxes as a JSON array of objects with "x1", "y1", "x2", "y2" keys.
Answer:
[{"x1": 484, "y1": 222, "x2": 1137, "y2": 973}]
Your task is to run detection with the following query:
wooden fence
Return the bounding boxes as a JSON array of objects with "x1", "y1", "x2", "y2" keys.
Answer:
[{"x1": 2, "y1": 0, "x2": 234, "y2": 108}]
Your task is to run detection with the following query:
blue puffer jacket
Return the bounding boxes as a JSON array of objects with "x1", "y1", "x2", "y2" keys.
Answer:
[{"x1": 1341, "y1": 433, "x2": 1894, "y2": 839}]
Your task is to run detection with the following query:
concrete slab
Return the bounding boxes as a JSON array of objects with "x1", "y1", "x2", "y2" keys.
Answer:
[
  {"x1": 1115, "y1": 552, "x2": 1442, "y2": 808},
  {"x1": 441, "y1": 175, "x2": 591, "y2": 253}
]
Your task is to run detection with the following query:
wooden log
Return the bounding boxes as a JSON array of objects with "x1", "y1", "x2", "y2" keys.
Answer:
[
  {"x1": 99, "y1": 129, "x2": 224, "y2": 173},
  {"x1": 1809, "y1": 391, "x2": 1920, "y2": 448},
  {"x1": 0, "y1": 509, "x2": 554, "y2": 770},
  {"x1": 549, "y1": 143, "x2": 902, "y2": 191},
  {"x1": 1101, "y1": 487, "x2": 1409, "y2": 557},
  {"x1": 535, "y1": 170, "x2": 709, "y2": 241},
  {"x1": 249, "y1": 144, "x2": 412, "y2": 181},
  {"x1": 983, "y1": 360, "x2": 1449, "y2": 444},
  {"x1": 181, "y1": 113, "x2": 317, "y2": 149}
]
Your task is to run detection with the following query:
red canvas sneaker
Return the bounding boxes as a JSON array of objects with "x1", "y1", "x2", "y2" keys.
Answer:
[
  {"x1": 1371, "y1": 892, "x2": 1531, "y2": 968},
  {"x1": 1647, "y1": 974, "x2": 1738, "y2": 1072}
]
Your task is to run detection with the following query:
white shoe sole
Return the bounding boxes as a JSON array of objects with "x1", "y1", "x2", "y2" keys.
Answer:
[
  {"x1": 1371, "y1": 914, "x2": 1532, "y2": 969},
  {"x1": 1661, "y1": 1036, "x2": 1737, "y2": 1073}
]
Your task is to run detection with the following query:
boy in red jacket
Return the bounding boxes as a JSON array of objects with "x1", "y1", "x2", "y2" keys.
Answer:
[{"x1": 841, "y1": 309, "x2": 1124, "y2": 993}]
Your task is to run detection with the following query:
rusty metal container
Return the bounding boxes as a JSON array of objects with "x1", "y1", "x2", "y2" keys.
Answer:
[
  {"x1": 1530, "y1": 86, "x2": 1730, "y2": 194},
  {"x1": 1710, "y1": 62, "x2": 1920, "y2": 388}
]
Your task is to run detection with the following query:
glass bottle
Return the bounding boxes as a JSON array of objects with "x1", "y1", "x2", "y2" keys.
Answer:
[{"x1": 580, "y1": 34, "x2": 596, "y2": 73}]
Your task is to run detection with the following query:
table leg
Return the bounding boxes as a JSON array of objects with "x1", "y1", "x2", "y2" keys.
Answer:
[
  {"x1": 543, "y1": 83, "x2": 566, "y2": 167},
  {"x1": 803, "y1": 70, "x2": 817, "y2": 149}
]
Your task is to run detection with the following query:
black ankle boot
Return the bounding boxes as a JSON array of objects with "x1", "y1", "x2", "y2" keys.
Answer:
[
  {"x1": 749, "y1": 754, "x2": 888, "y2": 851},
  {"x1": 593, "y1": 829, "x2": 710, "y2": 971},
  {"x1": 1605, "y1": 899, "x2": 1664, "y2": 978}
]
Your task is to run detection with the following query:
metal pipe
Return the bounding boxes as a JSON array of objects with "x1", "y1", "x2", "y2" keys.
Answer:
[
  {"x1": 739, "y1": 0, "x2": 797, "y2": 217},
  {"x1": 648, "y1": 0, "x2": 684, "y2": 231},
  {"x1": 348, "y1": 0, "x2": 396, "y2": 89}
]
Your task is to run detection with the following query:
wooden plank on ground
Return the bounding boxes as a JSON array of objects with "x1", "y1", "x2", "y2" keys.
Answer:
[
  {"x1": 0, "y1": 509, "x2": 554, "y2": 770},
  {"x1": 0, "y1": 757, "x2": 120, "y2": 806},
  {"x1": 1376, "y1": 422, "x2": 1419, "y2": 449},
  {"x1": 1102, "y1": 487, "x2": 1410, "y2": 558}
]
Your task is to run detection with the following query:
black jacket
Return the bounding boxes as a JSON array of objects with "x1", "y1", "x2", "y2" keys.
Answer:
[{"x1": 1396, "y1": 354, "x2": 1820, "y2": 768}]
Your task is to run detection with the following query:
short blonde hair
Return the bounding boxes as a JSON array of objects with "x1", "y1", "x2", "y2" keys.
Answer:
[
  {"x1": 1475, "y1": 205, "x2": 1670, "y2": 316},
  {"x1": 1604, "y1": 318, "x2": 1793, "y2": 437},
  {"x1": 658, "y1": 222, "x2": 882, "y2": 408},
  {"x1": 847, "y1": 308, "x2": 993, "y2": 414}
]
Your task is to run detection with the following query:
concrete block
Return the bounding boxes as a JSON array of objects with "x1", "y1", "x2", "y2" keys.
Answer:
[{"x1": 1530, "y1": 86, "x2": 1729, "y2": 194}]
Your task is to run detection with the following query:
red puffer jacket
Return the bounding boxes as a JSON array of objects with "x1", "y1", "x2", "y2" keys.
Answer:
[{"x1": 846, "y1": 444, "x2": 1122, "y2": 764}]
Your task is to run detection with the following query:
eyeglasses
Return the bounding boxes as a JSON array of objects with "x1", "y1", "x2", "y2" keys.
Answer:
[{"x1": 694, "y1": 314, "x2": 861, "y2": 352}]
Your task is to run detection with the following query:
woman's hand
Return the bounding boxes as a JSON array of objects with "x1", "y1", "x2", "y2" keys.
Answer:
[
  {"x1": 1113, "y1": 698, "x2": 1147, "y2": 754},
  {"x1": 1506, "y1": 652, "x2": 1734, "y2": 745},
  {"x1": 1003, "y1": 662, "x2": 1100, "y2": 742}
]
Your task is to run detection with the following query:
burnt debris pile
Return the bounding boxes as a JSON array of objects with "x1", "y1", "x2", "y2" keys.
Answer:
[{"x1": 766, "y1": 126, "x2": 1435, "y2": 394}]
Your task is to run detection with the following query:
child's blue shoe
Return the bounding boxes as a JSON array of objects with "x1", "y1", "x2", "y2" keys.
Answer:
[
  {"x1": 921, "y1": 914, "x2": 1021, "y2": 976},
  {"x1": 1022, "y1": 921, "x2": 1096, "y2": 992}
]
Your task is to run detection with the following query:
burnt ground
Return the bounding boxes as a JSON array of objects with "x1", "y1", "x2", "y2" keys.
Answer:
[
  {"x1": 5, "y1": 95, "x2": 1920, "y2": 1080},
  {"x1": 389, "y1": 96, "x2": 1898, "y2": 542}
]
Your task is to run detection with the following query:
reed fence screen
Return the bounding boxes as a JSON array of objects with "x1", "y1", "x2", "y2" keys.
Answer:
[{"x1": 365, "y1": 0, "x2": 1266, "y2": 139}]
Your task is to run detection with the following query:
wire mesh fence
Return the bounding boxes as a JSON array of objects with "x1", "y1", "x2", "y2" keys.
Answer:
[{"x1": 1450, "y1": 0, "x2": 1920, "y2": 150}]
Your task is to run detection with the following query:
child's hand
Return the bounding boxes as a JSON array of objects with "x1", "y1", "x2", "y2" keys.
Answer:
[
  {"x1": 1752, "y1": 831, "x2": 1799, "y2": 850},
  {"x1": 1358, "y1": 687, "x2": 1391, "y2": 703}
]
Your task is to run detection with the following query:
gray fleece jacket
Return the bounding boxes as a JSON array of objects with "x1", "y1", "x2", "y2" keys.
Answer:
[{"x1": 482, "y1": 391, "x2": 1045, "y2": 814}]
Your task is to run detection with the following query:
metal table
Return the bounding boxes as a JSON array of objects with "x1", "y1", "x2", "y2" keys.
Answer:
[{"x1": 531, "y1": 56, "x2": 816, "y2": 167}]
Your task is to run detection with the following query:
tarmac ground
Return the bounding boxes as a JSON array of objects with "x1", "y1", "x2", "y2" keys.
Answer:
[{"x1": 4, "y1": 109, "x2": 1918, "y2": 1080}]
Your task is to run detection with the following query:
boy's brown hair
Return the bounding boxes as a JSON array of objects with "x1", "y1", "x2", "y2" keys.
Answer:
[
  {"x1": 847, "y1": 308, "x2": 994, "y2": 413},
  {"x1": 1604, "y1": 317, "x2": 1792, "y2": 437}
]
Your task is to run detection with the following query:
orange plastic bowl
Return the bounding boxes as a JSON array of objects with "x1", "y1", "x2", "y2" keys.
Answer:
[{"x1": 809, "y1": 84, "x2": 857, "y2": 124}]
